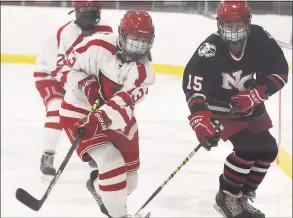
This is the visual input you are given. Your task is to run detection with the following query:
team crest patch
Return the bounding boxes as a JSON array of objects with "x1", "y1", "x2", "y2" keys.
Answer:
[{"x1": 198, "y1": 42, "x2": 216, "y2": 58}]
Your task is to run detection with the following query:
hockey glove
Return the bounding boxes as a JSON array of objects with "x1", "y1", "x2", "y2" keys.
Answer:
[
  {"x1": 78, "y1": 74, "x2": 104, "y2": 106},
  {"x1": 188, "y1": 110, "x2": 221, "y2": 151},
  {"x1": 231, "y1": 86, "x2": 269, "y2": 113},
  {"x1": 75, "y1": 107, "x2": 112, "y2": 139}
]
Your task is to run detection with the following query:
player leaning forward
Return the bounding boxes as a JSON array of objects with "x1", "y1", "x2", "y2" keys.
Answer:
[
  {"x1": 183, "y1": 2, "x2": 288, "y2": 218},
  {"x1": 59, "y1": 10, "x2": 155, "y2": 218},
  {"x1": 34, "y1": 0, "x2": 113, "y2": 178}
]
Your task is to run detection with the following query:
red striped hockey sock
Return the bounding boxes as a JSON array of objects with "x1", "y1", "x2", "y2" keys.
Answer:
[
  {"x1": 220, "y1": 152, "x2": 254, "y2": 195},
  {"x1": 242, "y1": 160, "x2": 272, "y2": 195}
]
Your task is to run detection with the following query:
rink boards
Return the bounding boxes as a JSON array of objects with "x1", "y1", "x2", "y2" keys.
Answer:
[{"x1": 1, "y1": 6, "x2": 292, "y2": 217}]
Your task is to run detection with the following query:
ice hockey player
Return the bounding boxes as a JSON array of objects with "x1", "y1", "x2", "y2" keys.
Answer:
[
  {"x1": 59, "y1": 9, "x2": 155, "y2": 218},
  {"x1": 182, "y1": 1, "x2": 288, "y2": 218},
  {"x1": 33, "y1": 0, "x2": 112, "y2": 179}
]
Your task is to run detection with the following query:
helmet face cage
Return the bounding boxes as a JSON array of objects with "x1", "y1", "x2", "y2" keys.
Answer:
[
  {"x1": 118, "y1": 27, "x2": 154, "y2": 62},
  {"x1": 217, "y1": 16, "x2": 251, "y2": 46},
  {"x1": 75, "y1": 4, "x2": 101, "y2": 31}
]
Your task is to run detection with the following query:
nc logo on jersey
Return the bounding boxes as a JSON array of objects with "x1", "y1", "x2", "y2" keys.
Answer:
[
  {"x1": 222, "y1": 70, "x2": 253, "y2": 91},
  {"x1": 198, "y1": 43, "x2": 216, "y2": 58}
]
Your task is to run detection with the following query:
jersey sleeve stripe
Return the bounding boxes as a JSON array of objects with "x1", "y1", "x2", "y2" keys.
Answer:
[
  {"x1": 93, "y1": 25, "x2": 113, "y2": 33},
  {"x1": 266, "y1": 75, "x2": 283, "y2": 90},
  {"x1": 107, "y1": 99, "x2": 131, "y2": 125},
  {"x1": 135, "y1": 63, "x2": 147, "y2": 87},
  {"x1": 188, "y1": 98, "x2": 205, "y2": 108},
  {"x1": 115, "y1": 92, "x2": 132, "y2": 106},
  {"x1": 65, "y1": 34, "x2": 84, "y2": 56},
  {"x1": 33, "y1": 72, "x2": 49, "y2": 77},
  {"x1": 61, "y1": 101, "x2": 90, "y2": 116},
  {"x1": 60, "y1": 71, "x2": 69, "y2": 87},
  {"x1": 50, "y1": 66, "x2": 62, "y2": 77},
  {"x1": 75, "y1": 39, "x2": 116, "y2": 55},
  {"x1": 187, "y1": 93, "x2": 206, "y2": 104},
  {"x1": 124, "y1": 116, "x2": 137, "y2": 136},
  {"x1": 57, "y1": 21, "x2": 72, "y2": 48},
  {"x1": 271, "y1": 74, "x2": 287, "y2": 85}
]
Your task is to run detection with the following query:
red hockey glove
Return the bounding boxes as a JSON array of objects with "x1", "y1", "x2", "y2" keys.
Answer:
[
  {"x1": 188, "y1": 110, "x2": 220, "y2": 151},
  {"x1": 75, "y1": 109, "x2": 112, "y2": 139},
  {"x1": 231, "y1": 86, "x2": 269, "y2": 113},
  {"x1": 78, "y1": 75, "x2": 104, "y2": 106}
]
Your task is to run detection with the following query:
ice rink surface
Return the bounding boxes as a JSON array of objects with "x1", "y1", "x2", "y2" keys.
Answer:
[{"x1": 1, "y1": 63, "x2": 292, "y2": 217}]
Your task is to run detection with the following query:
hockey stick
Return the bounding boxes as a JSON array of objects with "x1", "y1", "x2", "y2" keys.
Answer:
[
  {"x1": 135, "y1": 106, "x2": 238, "y2": 215},
  {"x1": 15, "y1": 102, "x2": 100, "y2": 211}
]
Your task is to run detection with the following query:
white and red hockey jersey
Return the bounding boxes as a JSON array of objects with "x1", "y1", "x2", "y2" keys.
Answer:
[
  {"x1": 33, "y1": 20, "x2": 113, "y2": 87},
  {"x1": 59, "y1": 33, "x2": 155, "y2": 133}
]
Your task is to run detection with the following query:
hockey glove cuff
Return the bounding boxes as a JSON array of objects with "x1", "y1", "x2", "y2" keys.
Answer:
[
  {"x1": 231, "y1": 86, "x2": 269, "y2": 113},
  {"x1": 75, "y1": 110, "x2": 112, "y2": 139},
  {"x1": 78, "y1": 75, "x2": 104, "y2": 106},
  {"x1": 188, "y1": 110, "x2": 221, "y2": 151}
]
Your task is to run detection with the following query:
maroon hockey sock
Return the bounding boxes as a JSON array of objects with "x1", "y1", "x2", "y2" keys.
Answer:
[
  {"x1": 242, "y1": 160, "x2": 271, "y2": 194},
  {"x1": 220, "y1": 152, "x2": 254, "y2": 195}
]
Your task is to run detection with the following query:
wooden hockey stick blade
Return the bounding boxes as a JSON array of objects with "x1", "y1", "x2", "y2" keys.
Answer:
[{"x1": 15, "y1": 188, "x2": 42, "y2": 211}]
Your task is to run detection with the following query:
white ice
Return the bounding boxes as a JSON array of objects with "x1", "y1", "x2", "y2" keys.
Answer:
[{"x1": 1, "y1": 63, "x2": 292, "y2": 217}]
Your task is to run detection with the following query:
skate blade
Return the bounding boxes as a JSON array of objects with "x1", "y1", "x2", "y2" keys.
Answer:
[{"x1": 213, "y1": 203, "x2": 227, "y2": 218}]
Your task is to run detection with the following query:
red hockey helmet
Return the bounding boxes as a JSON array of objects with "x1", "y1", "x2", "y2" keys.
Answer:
[
  {"x1": 118, "y1": 9, "x2": 155, "y2": 62},
  {"x1": 216, "y1": 1, "x2": 251, "y2": 57},
  {"x1": 73, "y1": 0, "x2": 102, "y2": 31}
]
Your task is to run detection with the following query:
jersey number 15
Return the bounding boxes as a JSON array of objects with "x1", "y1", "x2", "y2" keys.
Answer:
[{"x1": 187, "y1": 75, "x2": 203, "y2": 91}]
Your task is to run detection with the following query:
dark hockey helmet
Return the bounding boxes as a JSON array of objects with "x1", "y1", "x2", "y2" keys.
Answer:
[
  {"x1": 118, "y1": 9, "x2": 155, "y2": 62},
  {"x1": 216, "y1": 1, "x2": 252, "y2": 58},
  {"x1": 73, "y1": 0, "x2": 101, "y2": 31}
]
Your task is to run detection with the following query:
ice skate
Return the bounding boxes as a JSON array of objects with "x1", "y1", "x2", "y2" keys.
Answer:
[
  {"x1": 240, "y1": 191, "x2": 265, "y2": 218},
  {"x1": 40, "y1": 152, "x2": 56, "y2": 180},
  {"x1": 86, "y1": 170, "x2": 110, "y2": 217},
  {"x1": 213, "y1": 190, "x2": 246, "y2": 218}
]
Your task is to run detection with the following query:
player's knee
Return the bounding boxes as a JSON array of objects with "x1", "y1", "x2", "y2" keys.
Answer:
[
  {"x1": 126, "y1": 171, "x2": 138, "y2": 195},
  {"x1": 233, "y1": 130, "x2": 278, "y2": 161},
  {"x1": 250, "y1": 130, "x2": 278, "y2": 162},
  {"x1": 88, "y1": 143, "x2": 125, "y2": 172},
  {"x1": 260, "y1": 133, "x2": 278, "y2": 162},
  {"x1": 88, "y1": 144, "x2": 126, "y2": 190}
]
